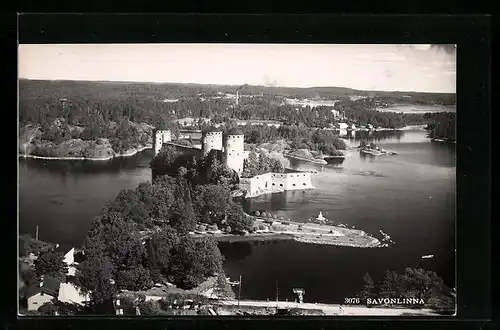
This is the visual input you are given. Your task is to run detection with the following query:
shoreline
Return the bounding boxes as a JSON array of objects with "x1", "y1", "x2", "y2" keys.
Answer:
[
  {"x1": 283, "y1": 153, "x2": 328, "y2": 165},
  {"x1": 18, "y1": 145, "x2": 152, "y2": 161},
  {"x1": 196, "y1": 221, "x2": 381, "y2": 248},
  {"x1": 243, "y1": 186, "x2": 315, "y2": 199}
]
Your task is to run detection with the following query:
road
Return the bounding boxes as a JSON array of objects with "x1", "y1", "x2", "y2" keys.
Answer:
[{"x1": 215, "y1": 299, "x2": 439, "y2": 316}]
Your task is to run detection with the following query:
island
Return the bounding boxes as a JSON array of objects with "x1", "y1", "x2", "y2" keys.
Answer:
[{"x1": 358, "y1": 141, "x2": 398, "y2": 156}]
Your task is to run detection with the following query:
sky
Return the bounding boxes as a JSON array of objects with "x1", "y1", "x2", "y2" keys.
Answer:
[{"x1": 18, "y1": 44, "x2": 456, "y2": 93}]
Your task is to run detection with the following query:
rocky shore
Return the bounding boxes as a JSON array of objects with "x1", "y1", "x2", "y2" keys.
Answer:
[
  {"x1": 195, "y1": 221, "x2": 382, "y2": 248},
  {"x1": 19, "y1": 120, "x2": 154, "y2": 161},
  {"x1": 19, "y1": 144, "x2": 152, "y2": 161}
]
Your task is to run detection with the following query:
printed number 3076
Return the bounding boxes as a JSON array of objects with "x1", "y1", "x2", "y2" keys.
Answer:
[{"x1": 344, "y1": 297, "x2": 360, "y2": 304}]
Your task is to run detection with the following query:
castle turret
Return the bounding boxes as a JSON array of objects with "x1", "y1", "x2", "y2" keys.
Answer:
[
  {"x1": 223, "y1": 127, "x2": 244, "y2": 175},
  {"x1": 153, "y1": 129, "x2": 172, "y2": 157},
  {"x1": 202, "y1": 127, "x2": 223, "y2": 157}
]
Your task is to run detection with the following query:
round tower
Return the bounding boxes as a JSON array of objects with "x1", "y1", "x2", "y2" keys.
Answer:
[
  {"x1": 202, "y1": 127, "x2": 223, "y2": 157},
  {"x1": 223, "y1": 127, "x2": 244, "y2": 175},
  {"x1": 153, "y1": 129, "x2": 172, "y2": 157}
]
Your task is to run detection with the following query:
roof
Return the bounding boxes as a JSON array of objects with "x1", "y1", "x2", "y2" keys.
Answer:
[
  {"x1": 26, "y1": 275, "x2": 61, "y2": 299},
  {"x1": 202, "y1": 126, "x2": 222, "y2": 134},
  {"x1": 226, "y1": 127, "x2": 243, "y2": 135},
  {"x1": 53, "y1": 244, "x2": 73, "y2": 255}
]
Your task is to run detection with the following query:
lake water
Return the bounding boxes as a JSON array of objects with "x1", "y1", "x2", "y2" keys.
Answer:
[{"x1": 18, "y1": 128, "x2": 456, "y2": 304}]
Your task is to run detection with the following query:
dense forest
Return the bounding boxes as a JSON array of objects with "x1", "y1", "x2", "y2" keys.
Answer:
[
  {"x1": 19, "y1": 159, "x2": 250, "y2": 314},
  {"x1": 19, "y1": 79, "x2": 455, "y2": 157},
  {"x1": 20, "y1": 79, "x2": 455, "y2": 105},
  {"x1": 425, "y1": 112, "x2": 456, "y2": 141},
  {"x1": 70, "y1": 154, "x2": 254, "y2": 311}
]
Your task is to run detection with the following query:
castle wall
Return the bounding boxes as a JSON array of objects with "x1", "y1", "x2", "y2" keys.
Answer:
[
  {"x1": 241, "y1": 171, "x2": 314, "y2": 198},
  {"x1": 202, "y1": 132, "x2": 223, "y2": 157},
  {"x1": 153, "y1": 130, "x2": 172, "y2": 157},
  {"x1": 224, "y1": 134, "x2": 245, "y2": 175}
]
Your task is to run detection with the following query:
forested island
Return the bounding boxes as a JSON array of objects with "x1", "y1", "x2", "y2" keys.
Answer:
[
  {"x1": 425, "y1": 112, "x2": 456, "y2": 143},
  {"x1": 19, "y1": 80, "x2": 455, "y2": 159}
]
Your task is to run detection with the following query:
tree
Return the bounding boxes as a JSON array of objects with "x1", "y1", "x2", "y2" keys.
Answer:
[
  {"x1": 34, "y1": 251, "x2": 68, "y2": 281},
  {"x1": 38, "y1": 300, "x2": 83, "y2": 316},
  {"x1": 214, "y1": 272, "x2": 230, "y2": 299},
  {"x1": 75, "y1": 252, "x2": 116, "y2": 307},
  {"x1": 116, "y1": 265, "x2": 152, "y2": 291},
  {"x1": 169, "y1": 198, "x2": 197, "y2": 234},
  {"x1": 151, "y1": 145, "x2": 181, "y2": 179},
  {"x1": 169, "y1": 236, "x2": 224, "y2": 289},
  {"x1": 380, "y1": 270, "x2": 401, "y2": 298},
  {"x1": 85, "y1": 211, "x2": 145, "y2": 268},
  {"x1": 193, "y1": 185, "x2": 233, "y2": 225},
  {"x1": 360, "y1": 273, "x2": 376, "y2": 301},
  {"x1": 19, "y1": 234, "x2": 32, "y2": 257},
  {"x1": 145, "y1": 227, "x2": 181, "y2": 279},
  {"x1": 105, "y1": 189, "x2": 149, "y2": 225},
  {"x1": 138, "y1": 300, "x2": 161, "y2": 315},
  {"x1": 226, "y1": 202, "x2": 253, "y2": 232}
]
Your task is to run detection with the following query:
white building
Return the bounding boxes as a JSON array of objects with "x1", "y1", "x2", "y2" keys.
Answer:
[
  {"x1": 58, "y1": 282, "x2": 89, "y2": 306},
  {"x1": 223, "y1": 128, "x2": 245, "y2": 175},
  {"x1": 337, "y1": 123, "x2": 348, "y2": 130},
  {"x1": 153, "y1": 129, "x2": 172, "y2": 157},
  {"x1": 202, "y1": 129, "x2": 223, "y2": 157},
  {"x1": 27, "y1": 276, "x2": 61, "y2": 311}
]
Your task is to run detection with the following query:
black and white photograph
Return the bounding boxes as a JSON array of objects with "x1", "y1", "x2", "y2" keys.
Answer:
[{"x1": 18, "y1": 43, "x2": 457, "y2": 317}]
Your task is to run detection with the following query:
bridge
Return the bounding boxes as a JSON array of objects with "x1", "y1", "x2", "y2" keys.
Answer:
[{"x1": 164, "y1": 141, "x2": 202, "y2": 152}]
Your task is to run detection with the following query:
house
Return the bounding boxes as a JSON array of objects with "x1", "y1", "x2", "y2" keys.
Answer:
[
  {"x1": 26, "y1": 275, "x2": 61, "y2": 311},
  {"x1": 337, "y1": 123, "x2": 348, "y2": 130},
  {"x1": 113, "y1": 298, "x2": 140, "y2": 316},
  {"x1": 58, "y1": 282, "x2": 89, "y2": 306},
  {"x1": 54, "y1": 245, "x2": 78, "y2": 277}
]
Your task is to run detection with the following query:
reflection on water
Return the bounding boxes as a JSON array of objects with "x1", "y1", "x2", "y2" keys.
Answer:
[{"x1": 19, "y1": 128, "x2": 456, "y2": 304}]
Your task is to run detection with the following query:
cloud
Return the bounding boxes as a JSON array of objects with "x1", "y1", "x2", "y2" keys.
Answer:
[
  {"x1": 430, "y1": 44, "x2": 457, "y2": 54},
  {"x1": 413, "y1": 44, "x2": 432, "y2": 51},
  {"x1": 356, "y1": 52, "x2": 407, "y2": 63},
  {"x1": 377, "y1": 52, "x2": 407, "y2": 62},
  {"x1": 263, "y1": 75, "x2": 278, "y2": 87},
  {"x1": 384, "y1": 69, "x2": 394, "y2": 79},
  {"x1": 355, "y1": 54, "x2": 373, "y2": 60}
]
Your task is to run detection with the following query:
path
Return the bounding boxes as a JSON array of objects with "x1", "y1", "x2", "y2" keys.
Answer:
[{"x1": 216, "y1": 299, "x2": 438, "y2": 316}]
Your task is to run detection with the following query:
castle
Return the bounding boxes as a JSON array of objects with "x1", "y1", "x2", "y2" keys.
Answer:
[
  {"x1": 153, "y1": 126, "x2": 315, "y2": 197},
  {"x1": 153, "y1": 126, "x2": 245, "y2": 176}
]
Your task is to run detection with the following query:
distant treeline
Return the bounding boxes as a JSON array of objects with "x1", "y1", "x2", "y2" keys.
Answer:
[
  {"x1": 19, "y1": 80, "x2": 455, "y2": 147},
  {"x1": 335, "y1": 99, "x2": 455, "y2": 129},
  {"x1": 224, "y1": 123, "x2": 347, "y2": 153},
  {"x1": 20, "y1": 79, "x2": 455, "y2": 104}
]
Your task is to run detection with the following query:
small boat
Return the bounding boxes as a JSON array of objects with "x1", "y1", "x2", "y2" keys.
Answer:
[{"x1": 421, "y1": 254, "x2": 434, "y2": 259}]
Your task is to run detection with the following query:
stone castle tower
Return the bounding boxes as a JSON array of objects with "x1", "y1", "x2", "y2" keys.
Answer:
[
  {"x1": 153, "y1": 129, "x2": 172, "y2": 157},
  {"x1": 155, "y1": 126, "x2": 244, "y2": 176},
  {"x1": 201, "y1": 127, "x2": 223, "y2": 157},
  {"x1": 223, "y1": 127, "x2": 245, "y2": 176}
]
